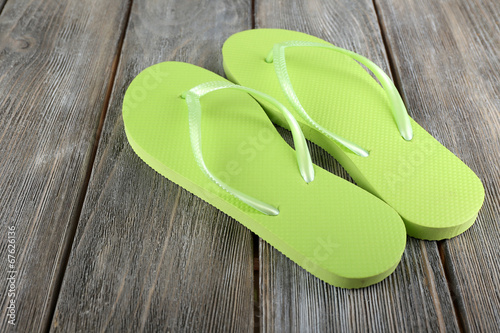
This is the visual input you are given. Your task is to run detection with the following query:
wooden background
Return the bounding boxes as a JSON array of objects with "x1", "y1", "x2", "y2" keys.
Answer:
[{"x1": 0, "y1": 0, "x2": 498, "y2": 331}]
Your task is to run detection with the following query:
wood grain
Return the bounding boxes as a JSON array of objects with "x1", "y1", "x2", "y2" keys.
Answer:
[
  {"x1": 255, "y1": 0, "x2": 461, "y2": 331},
  {"x1": 375, "y1": 0, "x2": 500, "y2": 330},
  {"x1": 50, "y1": 0, "x2": 255, "y2": 331},
  {"x1": 0, "y1": 0, "x2": 130, "y2": 332},
  {"x1": 261, "y1": 237, "x2": 459, "y2": 332}
]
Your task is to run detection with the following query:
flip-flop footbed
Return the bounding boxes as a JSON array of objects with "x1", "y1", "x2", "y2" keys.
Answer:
[
  {"x1": 123, "y1": 61, "x2": 406, "y2": 288},
  {"x1": 223, "y1": 29, "x2": 484, "y2": 240}
]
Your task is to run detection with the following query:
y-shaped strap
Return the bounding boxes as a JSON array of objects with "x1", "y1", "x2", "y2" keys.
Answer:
[
  {"x1": 181, "y1": 81, "x2": 315, "y2": 216},
  {"x1": 266, "y1": 41, "x2": 413, "y2": 157}
]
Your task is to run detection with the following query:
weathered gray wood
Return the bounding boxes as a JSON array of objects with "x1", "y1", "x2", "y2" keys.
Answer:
[
  {"x1": 256, "y1": 0, "x2": 460, "y2": 331},
  {"x1": 51, "y1": 0, "x2": 255, "y2": 331},
  {"x1": 0, "y1": 0, "x2": 130, "y2": 332},
  {"x1": 261, "y1": 237, "x2": 459, "y2": 332},
  {"x1": 375, "y1": 0, "x2": 500, "y2": 330}
]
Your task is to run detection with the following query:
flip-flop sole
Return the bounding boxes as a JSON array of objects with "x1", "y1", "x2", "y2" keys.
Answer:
[
  {"x1": 123, "y1": 61, "x2": 406, "y2": 288},
  {"x1": 223, "y1": 29, "x2": 484, "y2": 240}
]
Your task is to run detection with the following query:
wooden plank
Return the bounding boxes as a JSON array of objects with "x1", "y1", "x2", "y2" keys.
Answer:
[
  {"x1": 375, "y1": 0, "x2": 500, "y2": 330},
  {"x1": 261, "y1": 237, "x2": 458, "y2": 331},
  {"x1": 0, "y1": 0, "x2": 130, "y2": 332},
  {"x1": 50, "y1": 0, "x2": 255, "y2": 331},
  {"x1": 255, "y1": 1, "x2": 461, "y2": 331}
]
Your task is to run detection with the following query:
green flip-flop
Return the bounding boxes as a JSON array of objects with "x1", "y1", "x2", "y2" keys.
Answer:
[
  {"x1": 222, "y1": 29, "x2": 484, "y2": 240},
  {"x1": 122, "y1": 61, "x2": 406, "y2": 288}
]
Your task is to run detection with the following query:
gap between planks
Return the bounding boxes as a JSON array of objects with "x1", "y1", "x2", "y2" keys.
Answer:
[
  {"x1": 251, "y1": 0, "x2": 256, "y2": 30},
  {"x1": 42, "y1": 1, "x2": 135, "y2": 332},
  {"x1": 371, "y1": 0, "x2": 407, "y2": 106},
  {"x1": 253, "y1": 234, "x2": 261, "y2": 333},
  {"x1": 438, "y1": 241, "x2": 465, "y2": 333},
  {"x1": 0, "y1": 0, "x2": 8, "y2": 18},
  {"x1": 250, "y1": 2, "x2": 261, "y2": 332}
]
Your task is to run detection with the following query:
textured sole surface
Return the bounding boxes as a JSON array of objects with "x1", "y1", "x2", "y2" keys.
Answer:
[
  {"x1": 122, "y1": 61, "x2": 407, "y2": 288},
  {"x1": 223, "y1": 29, "x2": 485, "y2": 240}
]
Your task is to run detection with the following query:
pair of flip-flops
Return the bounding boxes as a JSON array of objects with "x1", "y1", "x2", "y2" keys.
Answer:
[{"x1": 122, "y1": 29, "x2": 484, "y2": 288}]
